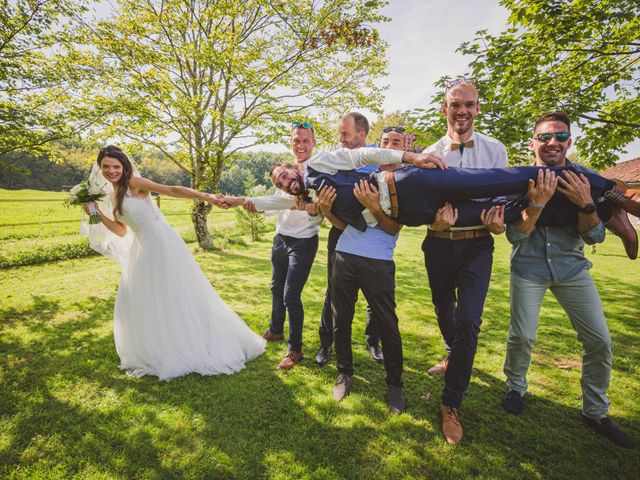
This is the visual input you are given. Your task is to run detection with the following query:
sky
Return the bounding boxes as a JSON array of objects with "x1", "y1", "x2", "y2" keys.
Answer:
[
  {"x1": 369, "y1": 0, "x2": 639, "y2": 160},
  {"x1": 93, "y1": 0, "x2": 639, "y2": 160}
]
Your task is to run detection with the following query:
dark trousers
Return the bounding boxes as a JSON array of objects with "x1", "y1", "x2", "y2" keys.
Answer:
[
  {"x1": 423, "y1": 235, "x2": 494, "y2": 408},
  {"x1": 269, "y1": 233, "x2": 319, "y2": 351},
  {"x1": 394, "y1": 165, "x2": 613, "y2": 227},
  {"x1": 319, "y1": 227, "x2": 380, "y2": 348},
  {"x1": 331, "y1": 252, "x2": 403, "y2": 387}
]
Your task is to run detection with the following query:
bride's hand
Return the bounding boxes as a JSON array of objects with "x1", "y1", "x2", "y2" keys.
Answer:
[{"x1": 206, "y1": 194, "x2": 222, "y2": 206}]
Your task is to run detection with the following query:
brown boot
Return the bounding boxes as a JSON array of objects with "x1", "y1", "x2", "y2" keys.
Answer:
[
  {"x1": 427, "y1": 355, "x2": 449, "y2": 376},
  {"x1": 605, "y1": 205, "x2": 638, "y2": 259},
  {"x1": 277, "y1": 350, "x2": 303, "y2": 370},
  {"x1": 605, "y1": 179, "x2": 640, "y2": 218},
  {"x1": 262, "y1": 329, "x2": 284, "y2": 341},
  {"x1": 440, "y1": 403, "x2": 463, "y2": 445}
]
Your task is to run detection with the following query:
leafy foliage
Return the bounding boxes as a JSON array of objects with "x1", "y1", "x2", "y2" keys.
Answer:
[
  {"x1": 412, "y1": 0, "x2": 640, "y2": 167},
  {"x1": 233, "y1": 183, "x2": 272, "y2": 241},
  {"x1": 0, "y1": 0, "x2": 90, "y2": 161},
  {"x1": 75, "y1": 0, "x2": 389, "y2": 249}
]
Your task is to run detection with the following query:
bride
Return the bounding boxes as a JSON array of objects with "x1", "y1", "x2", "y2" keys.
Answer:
[{"x1": 82, "y1": 145, "x2": 265, "y2": 380}]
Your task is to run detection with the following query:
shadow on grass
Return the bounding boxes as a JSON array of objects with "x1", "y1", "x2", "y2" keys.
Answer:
[{"x1": 1, "y1": 292, "x2": 638, "y2": 480}]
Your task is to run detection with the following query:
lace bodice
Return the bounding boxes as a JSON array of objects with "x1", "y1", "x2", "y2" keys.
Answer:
[{"x1": 119, "y1": 194, "x2": 165, "y2": 235}]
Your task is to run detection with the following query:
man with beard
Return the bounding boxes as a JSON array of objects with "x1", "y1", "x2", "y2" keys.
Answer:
[
  {"x1": 422, "y1": 80, "x2": 509, "y2": 445},
  {"x1": 500, "y1": 111, "x2": 636, "y2": 449}
]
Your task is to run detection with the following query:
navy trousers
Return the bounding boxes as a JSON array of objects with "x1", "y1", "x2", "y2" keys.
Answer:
[
  {"x1": 395, "y1": 165, "x2": 613, "y2": 227},
  {"x1": 269, "y1": 233, "x2": 319, "y2": 352},
  {"x1": 318, "y1": 226, "x2": 380, "y2": 348},
  {"x1": 423, "y1": 235, "x2": 494, "y2": 408}
]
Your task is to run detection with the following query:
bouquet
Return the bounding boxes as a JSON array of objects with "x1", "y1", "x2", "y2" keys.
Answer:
[{"x1": 65, "y1": 178, "x2": 107, "y2": 224}]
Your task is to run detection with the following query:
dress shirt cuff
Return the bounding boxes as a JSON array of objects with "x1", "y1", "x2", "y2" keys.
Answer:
[
  {"x1": 580, "y1": 220, "x2": 605, "y2": 245},
  {"x1": 249, "y1": 195, "x2": 295, "y2": 212},
  {"x1": 506, "y1": 223, "x2": 531, "y2": 244}
]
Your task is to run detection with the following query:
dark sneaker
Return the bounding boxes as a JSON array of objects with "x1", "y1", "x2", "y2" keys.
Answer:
[
  {"x1": 315, "y1": 345, "x2": 331, "y2": 367},
  {"x1": 502, "y1": 390, "x2": 524, "y2": 415},
  {"x1": 369, "y1": 344, "x2": 384, "y2": 363},
  {"x1": 582, "y1": 415, "x2": 637, "y2": 449},
  {"x1": 386, "y1": 385, "x2": 406, "y2": 414},
  {"x1": 332, "y1": 374, "x2": 353, "y2": 401}
]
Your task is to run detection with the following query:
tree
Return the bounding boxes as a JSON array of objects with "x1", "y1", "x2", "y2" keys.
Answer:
[
  {"x1": 219, "y1": 151, "x2": 288, "y2": 196},
  {"x1": 0, "y1": 0, "x2": 89, "y2": 163},
  {"x1": 79, "y1": 0, "x2": 389, "y2": 249},
  {"x1": 413, "y1": 0, "x2": 640, "y2": 167}
]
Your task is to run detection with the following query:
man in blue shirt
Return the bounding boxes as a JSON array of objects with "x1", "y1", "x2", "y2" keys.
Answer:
[
  {"x1": 328, "y1": 127, "x2": 409, "y2": 414},
  {"x1": 501, "y1": 111, "x2": 636, "y2": 449}
]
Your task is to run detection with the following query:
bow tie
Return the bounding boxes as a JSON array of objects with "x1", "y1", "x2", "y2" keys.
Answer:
[{"x1": 451, "y1": 140, "x2": 475, "y2": 153}]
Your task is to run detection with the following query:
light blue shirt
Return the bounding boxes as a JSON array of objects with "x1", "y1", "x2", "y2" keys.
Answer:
[
  {"x1": 506, "y1": 162, "x2": 606, "y2": 283},
  {"x1": 336, "y1": 224, "x2": 398, "y2": 261}
]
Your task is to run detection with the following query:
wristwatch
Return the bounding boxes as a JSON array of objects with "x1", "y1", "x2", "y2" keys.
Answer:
[{"x1": 578, "y1": 203, "x2": 597, "y2": 214}]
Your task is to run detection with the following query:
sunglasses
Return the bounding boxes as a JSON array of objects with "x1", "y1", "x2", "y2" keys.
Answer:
[
  {"x1": 534, "y1": 132, "x2": 571, "y2": 143},
  {"x1": 291, "y1": 121, "x2": 313, "y2": 129},
  {"x1": 382, "y1": 126, "x2": 405, "y2": 134},
  {"x1": 444, "y1": 77, "x2": 477, "y2": 90}
]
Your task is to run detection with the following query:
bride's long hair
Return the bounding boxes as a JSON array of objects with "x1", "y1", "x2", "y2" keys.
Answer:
[{"x1": 97, "y1": 145, "x2": 134, "y2": 218}]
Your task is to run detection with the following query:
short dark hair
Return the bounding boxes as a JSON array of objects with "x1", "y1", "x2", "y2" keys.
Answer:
[
  {"x1": 269, "y1": 162, "x2": 297, "y2": 178},
  {"x1": 344, "y1": 112, "x2": 369, "y2": 135},
  {"x1": 534, "y1": 111, "x2": 571, "y2": 133}
]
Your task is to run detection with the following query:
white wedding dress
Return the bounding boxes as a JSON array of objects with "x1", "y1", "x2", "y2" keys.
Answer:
[{"x1": 109, "y1": 193, "x2": 265, "y2": 380}]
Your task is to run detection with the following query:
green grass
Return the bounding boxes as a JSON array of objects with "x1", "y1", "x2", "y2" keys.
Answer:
[{"x1": 0, "y1": 190, "x2": 639, "y2": 479}]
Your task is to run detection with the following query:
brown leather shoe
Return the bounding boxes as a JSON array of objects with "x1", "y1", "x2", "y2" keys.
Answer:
[
  {"x1": 277, "y1": 350, "x2": 303, "y2": 370},
  {"x1": 427, "y1": 355, "x2": 449, "y2": 376},
  {"x1": 262, "y1": 329, "x2": 284, "y2": 341},
  {"x1": 605, "y1": 204, "x2": 638, "y2": 260},
  {"x1": 605, "y1": 179, "x2": 640, "y2": 218},
  {"x1": 441, "y1": 403, "x2": 463, "y2": 445}
]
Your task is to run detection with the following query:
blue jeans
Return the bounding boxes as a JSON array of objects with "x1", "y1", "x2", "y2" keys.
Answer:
[
  {"x1": 269, "y1": 234, "x2": 319, "y2": 352},
  {"x1": 423, "y1": 235, "x2": 494, "y2": 408}
]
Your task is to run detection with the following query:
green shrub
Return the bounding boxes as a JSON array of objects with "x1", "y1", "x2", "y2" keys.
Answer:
[{"x1": 0, "y1": 239, "x2": 99, "y2": 268}]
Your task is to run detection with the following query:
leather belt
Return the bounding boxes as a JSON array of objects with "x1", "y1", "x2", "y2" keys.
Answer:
[
  {"x1": 427, "y1": 228, "x2": 491, "y2": 240},
  {"x1": 386, "y1": 171, "x2": 399, "y2": 218}
]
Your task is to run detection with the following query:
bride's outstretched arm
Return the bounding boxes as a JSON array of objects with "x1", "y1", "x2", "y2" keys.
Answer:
[{"x1": 128, "y1": 177, "x2": 219, "y2": 204}]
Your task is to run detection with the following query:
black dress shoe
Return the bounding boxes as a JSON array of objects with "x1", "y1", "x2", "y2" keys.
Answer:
[
  {"x1": 369, "y1": 344, "x2": 384, "y2": 363},
  {"x1": 582, "y1": 415, "x2": 637, "y2": 449},
  {"x1": 332, "y1": 373, "x2": 353, "y2": 401},
  {"x1": 386, "y1": 385, "x2": 406, "y2": 414},
  {"x1": 502, "y1": 390, "x2": 524, "y2": 415},
  {"x1": 315, "y1": 345, "x2": 331, "y2": 367}
]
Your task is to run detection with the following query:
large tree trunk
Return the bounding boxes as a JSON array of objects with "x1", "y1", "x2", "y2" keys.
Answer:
[{"x1": 191, "y1": 200, "x2": 215, "y2": 250}]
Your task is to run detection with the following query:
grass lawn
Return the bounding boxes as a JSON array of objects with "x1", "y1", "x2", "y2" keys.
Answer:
[{"x1": 1, "y1": 190, "x2": 639, "y2": 479}]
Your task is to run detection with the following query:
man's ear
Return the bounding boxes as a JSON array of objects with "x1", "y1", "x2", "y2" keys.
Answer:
[
  {"x1": 476, "y1": 101, "x2": 481, "y2": 114},
  {"x1": 441, "y1": 103, "x2": 447, "y2": 117}
]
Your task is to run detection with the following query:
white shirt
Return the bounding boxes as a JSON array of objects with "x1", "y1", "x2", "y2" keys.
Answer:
[
  {"x1": 250, "y1": 147, "x2": 405, "y2": 228},
  {"x1": 257, "y1": 187, "x2": 322, "y2": 238},
  {"x1": 425, "y1": 131, "x2": 508, "y2": 230},
  {"x1": 425, "y1": 131, "x2": 508, "y2": 169}
]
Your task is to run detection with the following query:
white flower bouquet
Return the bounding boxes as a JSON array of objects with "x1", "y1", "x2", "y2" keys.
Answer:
[{"x1": 65, "y1": 178, "x2": 107, "y2": 224}]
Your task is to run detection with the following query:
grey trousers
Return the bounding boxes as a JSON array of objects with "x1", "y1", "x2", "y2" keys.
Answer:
[{"x1": 503, "y1": 269, "x2": 612, "y2": 418}]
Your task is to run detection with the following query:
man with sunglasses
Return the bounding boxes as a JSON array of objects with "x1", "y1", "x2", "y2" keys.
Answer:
[
  {"x1": 421, "y1": 79, "x2": 510, "y2": 445},
  {"x1": 500, "y1": 111, "x2": 636, "y2": 449}
]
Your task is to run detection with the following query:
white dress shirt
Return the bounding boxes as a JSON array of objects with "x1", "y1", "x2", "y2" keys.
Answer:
[
  {"x1": 250, "y1": 147, "x2": 405, "y2": 228},
  {"x1": 425, "y1": 131, "x2": 509, "y2": 230}
]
